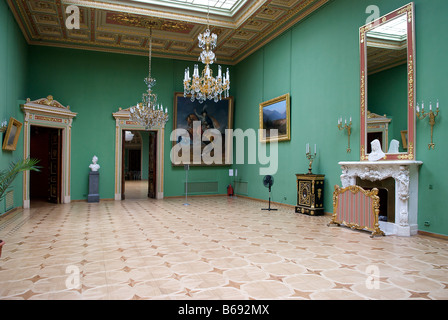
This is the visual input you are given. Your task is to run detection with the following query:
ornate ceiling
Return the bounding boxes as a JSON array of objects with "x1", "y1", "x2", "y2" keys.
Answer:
[{"x1": 7, "y1": 0, "x2": 330, "y2": 65}]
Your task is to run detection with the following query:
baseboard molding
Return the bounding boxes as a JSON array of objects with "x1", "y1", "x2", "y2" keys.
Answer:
[
  {"x1": 71, "y1": 198, "x2": 115, "y2": 202},
  {"x1": 164, "y1": 194, "x2": 227, "y2": 199},
  {"x1": 236, "y1": 194, "x2": 333, "y2": 216},
  {"x1": 236, "y1": 194, "x2": 295, "y2": 209},
  {"x1": 0, "y1": 207, "x2": 19, "y2": 218},
  {"x1": 417, "y1": 230, "x2": 448, "y2": 241}
]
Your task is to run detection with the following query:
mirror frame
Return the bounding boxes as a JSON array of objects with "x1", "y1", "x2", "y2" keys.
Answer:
[{"x1": 359, "y1": 2, "x2": 415, "y2": 161}]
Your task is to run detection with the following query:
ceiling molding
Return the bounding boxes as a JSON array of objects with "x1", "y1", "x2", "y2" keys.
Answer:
[{"x1": 7, "y1": 0, "x2": 331, "y2": 65}]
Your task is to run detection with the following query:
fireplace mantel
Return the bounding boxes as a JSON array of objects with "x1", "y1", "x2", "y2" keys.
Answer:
[{"x1": 338, "y1": 160, "x2": 422, "y2": 236}]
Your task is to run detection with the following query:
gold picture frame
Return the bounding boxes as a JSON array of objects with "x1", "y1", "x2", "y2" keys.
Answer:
[
  {"x1": 259, "y1": 93, "x2": 291, "y2": 143},
  {"x1": 172, "y1": 92, "x2": 234, "y2": 166},
  {"x1": 401, "y1": 130, "x2": 408, "y2": 149},
  {"x1": 2, "y1": 117, "x2": 22, "y2": 151}
]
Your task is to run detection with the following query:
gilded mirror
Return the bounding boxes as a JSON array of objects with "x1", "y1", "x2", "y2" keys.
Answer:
[{"x1": 360, "y1": 2, "x2": 415, "y2": 161}]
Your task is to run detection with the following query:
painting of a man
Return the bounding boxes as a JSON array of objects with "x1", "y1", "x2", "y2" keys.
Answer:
[{"x1": 173, "y1": 93, "x2": 233, "y2": 166}]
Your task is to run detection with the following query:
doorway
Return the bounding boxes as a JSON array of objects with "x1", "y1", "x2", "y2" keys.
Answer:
[
  {"x1": 121, "y1": 130, "x2": 157, "y2": 200},
  {"x1": 29, "y1": 125, "x2": 62, "y2": 204}
]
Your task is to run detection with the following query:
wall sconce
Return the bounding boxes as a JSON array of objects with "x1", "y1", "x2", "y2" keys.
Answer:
[
  {"x1": 305, "y1": 143, "x2": 316, "y2": 174},
  {"x1": 416, "y1": 100, "x2": 440, "y2": 149},
  {"x1": 338, "y1": 116, "x2": 352, "y2": 153}
]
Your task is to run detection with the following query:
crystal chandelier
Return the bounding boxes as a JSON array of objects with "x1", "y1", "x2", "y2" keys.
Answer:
[
  {"x1": 183, "y1": 2, "x2": 230, "y2": 103},
  {"x1": 130, "y1": 27, "x2": 168, "y2": 130}
]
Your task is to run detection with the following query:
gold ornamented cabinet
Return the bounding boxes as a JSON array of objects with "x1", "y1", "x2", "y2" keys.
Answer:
[{"x1": 295, "y1": 174, "x2": 325, "y2": 215}]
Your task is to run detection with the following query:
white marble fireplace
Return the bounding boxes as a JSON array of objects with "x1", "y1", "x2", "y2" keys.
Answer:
[{"x1": 339, "y1": 160, "x2": 422, "y2": 236}]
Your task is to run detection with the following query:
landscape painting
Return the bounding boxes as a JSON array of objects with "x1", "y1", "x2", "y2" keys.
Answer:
[{"x1": 259, "y1": 93, "x2": 290, "y2": 143}]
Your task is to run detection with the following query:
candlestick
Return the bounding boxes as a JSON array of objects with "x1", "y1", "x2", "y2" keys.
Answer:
[
  {"x1": 417, "y1": 99, "x2": 440, "y2": 149},
  {"x1": 337, "y1": 116, "x2": 352, "y2": 153},
  {"x1": 305, "y1": 142, "x2": 317, "y2": 174}
]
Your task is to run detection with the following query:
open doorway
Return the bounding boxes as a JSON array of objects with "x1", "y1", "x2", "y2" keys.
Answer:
[
  {"x1": 29, "y1": 125, "x2": 62, "y2": 204},
  {"x1": 121, "y1": 130, "x2": 157, "y2": 200}
]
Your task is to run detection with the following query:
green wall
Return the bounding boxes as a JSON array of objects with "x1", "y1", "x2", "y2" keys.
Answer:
[
  {"x1": 26, "y1": 46, "x2": 234, "y2": 200},
  {"x1": 1, "y1": 0, "x2": 447, "y2": 236},
  {"x1": 0, "y1": 0, "x2": 28, "y2": 213},
  {"x1": 233, "y1": 0, "x2": 448, "y2": 236}
]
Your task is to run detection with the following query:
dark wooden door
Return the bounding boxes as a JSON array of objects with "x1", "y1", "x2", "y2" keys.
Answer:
[
  {"x1": 148, "y1": 131, "x2": 157, "y2": 198},
  {"x1": 48, "y1": 129, "x2": 62, "y2": 204}
]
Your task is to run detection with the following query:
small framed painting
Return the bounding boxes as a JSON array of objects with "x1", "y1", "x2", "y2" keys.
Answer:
[
  {"x1": 401, "y1": 130, "x2": 408, "y2": 149},
  {"x1": 259, "y1": 93, "x2": 291, "y2": 143},
  {"x1": 2, "y1": 117, "x2": 22, "y2": 151}
]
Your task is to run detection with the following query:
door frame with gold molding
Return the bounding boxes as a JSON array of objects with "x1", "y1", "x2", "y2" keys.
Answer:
[
  {"x1": 113, "y1": 108, "x2": 164, "y2": 200},
  {"x1": 21, "y1": 96, "x2": 77, "y2": 208}
]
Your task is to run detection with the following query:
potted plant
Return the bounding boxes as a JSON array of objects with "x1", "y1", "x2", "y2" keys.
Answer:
[{"x1": 0, "y1": 157, "x2": 40, "y2": 257}]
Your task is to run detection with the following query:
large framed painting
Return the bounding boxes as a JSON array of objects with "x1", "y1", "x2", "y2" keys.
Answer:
[
  {"x1": 2, "y1": 117, "x2": 22, "y2": 151},
  {"x1": 172, "y1": 93, "x2": 234, "y2": 166},
  {"x1": 259, "y1": 93, "x2": 291, "y2": 143}
]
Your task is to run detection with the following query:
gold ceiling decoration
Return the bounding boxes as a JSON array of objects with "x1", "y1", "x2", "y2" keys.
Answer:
[
  {"x1": 6, "y1": 0, "x2": 330, "y2": 65},
  {"x1": 108, "y1": 13, "x2": 192, "y2": 33}
]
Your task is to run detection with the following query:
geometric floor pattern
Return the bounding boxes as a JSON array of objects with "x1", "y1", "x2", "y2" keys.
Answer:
[{"x1": 1, "y1": 192, "x2": 448, "y2": 300}]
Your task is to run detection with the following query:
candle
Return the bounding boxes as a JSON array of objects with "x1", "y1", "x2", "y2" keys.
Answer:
[
  {"x1": 349, "y1": 116, "x2": 352, "y2": 123},
  {"x1": 314, "y1": 144, "x2": 316, "y2": 154},
  {"x1": 194, "y1": 64, "x2": 199, "y2": 77},
  {"x1": 430, "y1": 102, "x2": 432, "y2": 111},
  {"x1": 437, "y1": 100, "x2": 439, "y2": 110},
  {"x1": 422, "y1": 101, "x2": 424, "y2": 110},
  {"x1": 306, "y1": 143, "x2": 309, "y2": 153},
  {"x1": 416, "y1": 103, "x2": 420, "y2": 113}
]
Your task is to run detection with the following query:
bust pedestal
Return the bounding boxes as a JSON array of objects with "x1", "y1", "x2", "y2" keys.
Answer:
[{"x1": 88, "y1": 171, "x2": 99, "y2": 203}]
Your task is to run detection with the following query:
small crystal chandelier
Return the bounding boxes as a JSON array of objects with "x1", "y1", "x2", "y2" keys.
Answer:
[
  {"x1": 183, "y1": 1, "x2": 230, "y2": 103},
  {"x1": 130, "y1": 27, "x2": 168, "y2": 130}
]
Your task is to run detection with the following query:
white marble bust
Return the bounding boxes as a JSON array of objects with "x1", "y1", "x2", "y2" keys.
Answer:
[
  {"x1": 388, "y1": 139, "x2": 400, "y2": 154},
  {"x1": 89, "y1": 155, "x2": 100, "y2": 172},
  {"x1": 368, "y1": 139, "x2": 385, "y2": 161}
]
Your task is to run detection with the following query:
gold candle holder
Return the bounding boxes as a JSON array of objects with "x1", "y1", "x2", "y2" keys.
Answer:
[
  {"x1": 338, "y1": 117, "x2": 352, "y2": 153},
  {"x1": 416, "y1": 100, "x2": 440, "y2": 150},
  {"x1": 305, "y1": 143, "x2": 316, "y2": 174}
]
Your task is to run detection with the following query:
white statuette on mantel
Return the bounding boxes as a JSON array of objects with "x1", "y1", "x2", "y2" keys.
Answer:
[
  {"x1": 368, "y1": 139, "x2": 385, "y2": 161},
  {"x1": 388, "y1": 139, "x2": 400, "y2": 154}
]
